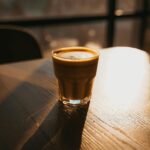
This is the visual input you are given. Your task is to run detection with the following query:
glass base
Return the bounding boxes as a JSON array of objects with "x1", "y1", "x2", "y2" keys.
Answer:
[{"x1": 59, "y1": 96, "x2": 91, "y2": 106}]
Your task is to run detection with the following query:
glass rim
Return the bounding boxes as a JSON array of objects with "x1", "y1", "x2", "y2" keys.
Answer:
[{"x1": 51, "y1": 46, "x2": 99, "y2": 62}]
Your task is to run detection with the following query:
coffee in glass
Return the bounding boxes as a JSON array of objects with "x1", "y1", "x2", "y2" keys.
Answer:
[{"x1": 52, "y1": 47, "x2": 99, "y2": 105}]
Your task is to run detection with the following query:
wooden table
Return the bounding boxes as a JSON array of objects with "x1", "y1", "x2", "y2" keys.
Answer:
[{"x1": 0, "y1": 47, "x2": 150, "y2": 150}]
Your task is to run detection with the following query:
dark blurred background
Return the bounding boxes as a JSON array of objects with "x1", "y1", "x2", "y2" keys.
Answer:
[{"x1": 0, "y1": 0, "x2": 149, "y2": 57}]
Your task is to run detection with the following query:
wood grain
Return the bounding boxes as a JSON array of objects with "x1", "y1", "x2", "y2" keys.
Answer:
[{"x1": 0, "y1": 47, "x2": 149, "y2": 150}]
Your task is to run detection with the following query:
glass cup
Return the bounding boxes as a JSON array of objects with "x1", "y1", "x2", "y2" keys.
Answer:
[{"x1": 52, "y1": 47, "x2": 99, "y2": 105}]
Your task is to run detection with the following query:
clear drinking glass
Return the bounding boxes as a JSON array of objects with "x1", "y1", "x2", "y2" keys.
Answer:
[{"x1": 52, "y1": 47, "x2": 99, "y2": 105}]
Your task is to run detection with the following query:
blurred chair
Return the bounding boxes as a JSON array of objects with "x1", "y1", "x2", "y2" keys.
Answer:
[{"x1": 0, "y1": 26, "x2": 42, "y2": 64}]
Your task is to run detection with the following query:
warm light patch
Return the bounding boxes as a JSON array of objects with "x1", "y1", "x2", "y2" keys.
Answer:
[
  {"x1": 115, "y1": 9, "x2": 124, "y2": 16},
  {"x1": 93, "y1": 47, "x2": 150, "y2": 112}
]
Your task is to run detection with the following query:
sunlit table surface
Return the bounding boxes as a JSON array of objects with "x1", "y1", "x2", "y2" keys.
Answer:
[{"x1": 0, "y1": 47, "x2": 150, "y2": 150}]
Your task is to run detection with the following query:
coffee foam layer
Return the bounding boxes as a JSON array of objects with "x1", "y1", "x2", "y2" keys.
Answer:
[{"x1": 55, "y1": 51, "x2": 95, "y2": 60}]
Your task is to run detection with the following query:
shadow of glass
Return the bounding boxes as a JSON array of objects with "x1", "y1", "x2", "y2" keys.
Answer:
[{"x1": 23, "y1": 102, "x2": 89, "y2": 150}]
